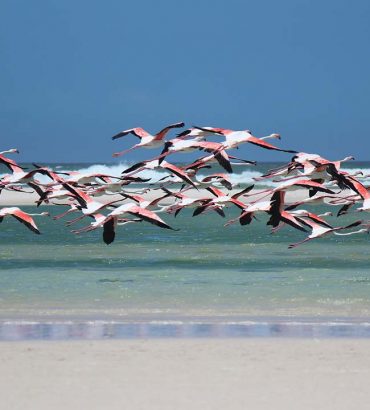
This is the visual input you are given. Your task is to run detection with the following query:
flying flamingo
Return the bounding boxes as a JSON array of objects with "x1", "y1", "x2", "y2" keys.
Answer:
[
  {"x1": 70, "y1": 213, "x2": 143, "y2": 244},
  {"x1": 158, "y1": 140, "x2": 233, "y2": 172},
  {"x1": 288, "y1": 219, "x2": 366, "y2": 248},
  {"x1": 193, "y1": 126, "x2": 297, "y2": 153},
  {"x1": 160, "y1": 188, "x2": 222, "y2": 217},
  {"x1": 254, "y1": 152, "x2": 336, "y2": 182},
  {"x1": 119, "y1": 191, "x2": 172, "y2": 212},
  {"x1": 0, "y1": 148, "x2": 19, "y2": 155},
  {"x1": 85, "y1": 176, "x2": 152, "y2": 197},
  {"x1": 103, "y1": 203, "x2": 176, "y2": 232},
  {"x1": 121, "y1": 159, "x2": 198, "y2": 188},
  {"x1": 224, "y1": 200, "x2": 273, "y2": 227},
  {"x1": 0, "y1": 153, "x2": 27, "y2": 174},
  {"x1": 192, "y1": 186, "x2": 253, "y2": 216},
  {"x1": 64, "y1": 171, "x2": 123, "y2": 186},
  {"x1": 251, "y1": 179, "x2": 337, "y2": 204},
  {"x1": 60, "y1": 183, "x2": 123, "y2": 225},
  {"x1": 282, "y1": 189, "x2": 365, "y2": 214},
  {"x1": 184, "y1": 152, "x2": 256, "y2": 175},
  {"x1": 270, "y1": 209, "x2": 334, "y2": 234},
  {"x1": 0, "y1": 164, "x2": 65, "y2": 188},
  {"x1": 345, "y1": 177, "x2": 370, "y2": 211},
  {"x1": 33, "y1": 184, "x2": 80, "y2": 207},
  {"x1": 175, "y1": 127, "x2": 217, "y2": 141},
  {"x1": 275, "y1": 160, "x2": 360, "y2": 193},
  {"x1": 112, "y1": 122, "x2": 185, "y2": 157},
  {"x1": 293, "y1": 153, "x2": 354, "y2": 169},
  {"x1": 266, "y1": 191, "x2": 336, "y2": 229},
  {"x1": 199, "y1": 173, "x2": 234, "y2": 190},
  {"x1": 0, "y1": 207, "x2": 49, "y2": 234}
]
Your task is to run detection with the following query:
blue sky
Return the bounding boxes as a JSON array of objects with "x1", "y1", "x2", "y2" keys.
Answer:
[{"x1": 1, "y1": 0, "x2": 370, "y2": 163}]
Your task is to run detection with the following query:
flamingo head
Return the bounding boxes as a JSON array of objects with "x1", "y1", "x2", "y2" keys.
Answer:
[
  {"x1": 186, "y1": 169, "x2": 196, "y2": 177},
  {"x1": 343, "y1": 156, "x2": 355, "y2": 162},
  {"x1": 320, "y1": 211, "x2": 333, "y2": 217},
  {"x1": 269, "y1": 133, "x2": 281, "y2": 140}
]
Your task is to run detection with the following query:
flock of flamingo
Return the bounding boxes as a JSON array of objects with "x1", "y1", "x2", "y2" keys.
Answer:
[{"x1": 0, "y1": 122, "x2": 369, "y2": 248}]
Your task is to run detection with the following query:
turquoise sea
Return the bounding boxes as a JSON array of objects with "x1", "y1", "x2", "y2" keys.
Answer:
[{"x1": 0, "y1": 162, "x2": 369, "y2": 340}]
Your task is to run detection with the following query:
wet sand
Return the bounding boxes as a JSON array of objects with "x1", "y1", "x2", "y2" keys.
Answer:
[{"x1": 1, "y1": 338, "x2": 370, "y2": 410}]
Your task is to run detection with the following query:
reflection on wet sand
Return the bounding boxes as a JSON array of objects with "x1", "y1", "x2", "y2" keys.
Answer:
[{"x1": 1, "y1": 320, "x2": 370, "y2": 341}]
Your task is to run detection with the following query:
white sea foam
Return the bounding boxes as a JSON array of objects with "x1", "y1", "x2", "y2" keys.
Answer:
[
  {"x1": 196, "y1": 169, "x2": 267, "y2": 186},
  {"x1": 61, "y1": 162, "x2": 132, "y2": 177},
  {"x1": 59, "y1": 163, "x2": 267, "y2": 186}
]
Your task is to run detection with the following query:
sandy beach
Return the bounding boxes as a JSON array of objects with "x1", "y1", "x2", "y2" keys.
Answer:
[
  {"x1": 1, "y1": 338, "x2": 370, "y2": 410},
  {"x1": 0, "y1": 187, "x2": 337, "y2": 207}
]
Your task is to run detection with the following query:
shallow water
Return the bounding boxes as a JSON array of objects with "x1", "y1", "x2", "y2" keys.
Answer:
[{"x1": 0, "y1": 204, "x2": 369, "y2": 325}]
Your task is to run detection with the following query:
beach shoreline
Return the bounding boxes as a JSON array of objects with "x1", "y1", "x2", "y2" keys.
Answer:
[
  {"x1": 2, "y1": 317, "x2": 370, "y2": 342},
  {"x1": 2, "y1": 338, "x2": 370, "y2": 410}
]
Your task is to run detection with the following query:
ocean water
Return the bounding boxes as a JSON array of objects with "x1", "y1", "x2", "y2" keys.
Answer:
[{"x1": 0, "y1": 162, "x2": 369, "y2": 340}]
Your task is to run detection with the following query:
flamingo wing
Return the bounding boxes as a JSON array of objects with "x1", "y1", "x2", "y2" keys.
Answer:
[
  {"x1": 192, "y1": 199, "x2": 213, "y2": 216},
  {"x1": 267, "y1": 191, "x2": 285, "y2": 227},
  {"x1": 103, "y1": 217, "x2": 116, "y2": 245},
  {"x1": 154, "y1": 122, "x2": 185, "y2": 140},
  {"x1": 206, "y1": 186, "x2": 224, "y2": 197},
  {"x1": 0, "y1": 155, "x2": 26, "y2": 173},
  {"x1": 193, "y1": 126, "x2": 231, "y2": 135},
  {"x1": 112, "y1": 127, "x2": 150, "y2": 140},
  {"x1": 247, "y1": 135, "x2": 297, "y2": 153},
  {"x1": 127, "y1": 206, "x2": 175, "y2": 230},
  {"x1": 239, "y1": 211, "x2": 253, "y2": 226},
  {"x1": 280, "y1": 211, "x2": 308, "y2": 233},
  {"x1": 121, "y1": 161, "x2": 146, "y2": 174},
  {"x1": 231, "y1": 185, "x2": 254, "y2": 199},
  {"x1": 214, "y1": 150, "x2": 233, "y2": 173},
  {"x1": 162, "y1": 162, "x2": 197, "y2": 189},
  {"x1": 10, "y1": 209, "x2": 40, "y2": 234},
  {"x1": 346, "y1": 176, "x2": 370, "y2": 200},
  {"x1": 337, "y1": 203, "x2": 354, "y2": 217},
  {"x1": 62, "y1": 183, "x2": 92, "y2": 208}
]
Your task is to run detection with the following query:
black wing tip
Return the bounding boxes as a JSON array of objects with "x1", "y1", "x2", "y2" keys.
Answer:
[
  {"x1": 176, "y1": 129, "x2": 191, "y2": 137},
  {"x1": 28, "y1": 225, "x2": 41, "y2": 235},
  {"x1": 344, "y1": 220, "x2": 362, "y2": 229},
  {"x1": 112, "y1": 132, "x2": 125, "y2": 140},
  {"x1": 192, "y1": 125, "x2": 208, "y2": 131},
  {"x1": 103, "y1": 234, "x2": 115, "y2": 245},
  {"x1": 192, "y1": 206, "x2": 205, "y2": 217}
]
